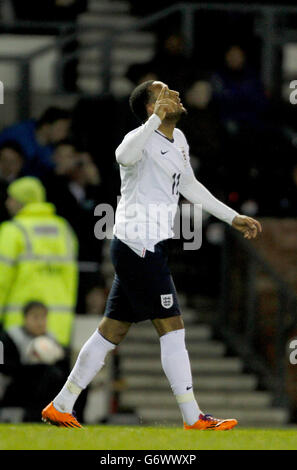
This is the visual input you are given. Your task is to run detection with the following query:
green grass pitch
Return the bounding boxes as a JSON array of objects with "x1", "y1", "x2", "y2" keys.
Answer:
[{"x1": 0, "y1": 424, "x2": 297, "y2": 450}]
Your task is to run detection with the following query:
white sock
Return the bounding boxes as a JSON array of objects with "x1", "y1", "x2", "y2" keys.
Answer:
[
  {"x1": 160, "y1": 328, "x2": 202, "y2": 425},
  {"x1": 53, "y1": 330, "x2": 116, "y2": 413}
]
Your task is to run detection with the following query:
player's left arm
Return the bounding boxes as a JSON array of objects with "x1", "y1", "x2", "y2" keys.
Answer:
[{"x1": 179, "y1": 157, "x2": 262, "y2": 240}]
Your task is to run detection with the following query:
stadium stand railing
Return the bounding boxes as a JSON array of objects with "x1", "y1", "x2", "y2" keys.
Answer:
[{"x1": 1, "y1": 3, "x2": 297, "y2": 120}]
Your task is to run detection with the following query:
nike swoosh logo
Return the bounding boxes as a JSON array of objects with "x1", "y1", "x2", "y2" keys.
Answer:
[
  {"x1": 161, "y1": 150, "x2": 169, "y2": 155},
  {"x1": 186, "y1": 386, "x2": 192, "y2": 390}
]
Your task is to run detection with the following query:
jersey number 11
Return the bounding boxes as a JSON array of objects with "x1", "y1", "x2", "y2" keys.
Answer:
[{"x1": 172, "y1": 173, "x2": 181, "y2": 195}]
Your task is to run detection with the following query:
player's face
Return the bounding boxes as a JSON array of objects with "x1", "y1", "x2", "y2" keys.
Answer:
[{"x1": 150, "y1": 81, "x2": 187, "y2": 120}]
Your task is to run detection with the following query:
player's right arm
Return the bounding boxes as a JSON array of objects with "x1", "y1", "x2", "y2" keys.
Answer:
[
  {"x1": 115, "y1": 114, "x2": 161, "y2": 167},
  {"x1": 116, "y1": 86, "x2": 176, "y2": 167}
]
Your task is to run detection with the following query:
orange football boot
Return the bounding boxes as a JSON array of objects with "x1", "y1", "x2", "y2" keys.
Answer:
[
  {"x1": 184, "y1": 413, "x2": 238, "y2": 430},
  {"x1": 42, "y1": 402, "x2": 82, "y2": 428}
]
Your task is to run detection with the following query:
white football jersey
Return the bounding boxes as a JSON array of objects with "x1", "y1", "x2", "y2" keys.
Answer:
[
  {"x1": 114, "y1": 115, "x2": 194, "y2": 256},
  {"x1": 114, "y1": 114, "x2": 238, "y2": 256}
]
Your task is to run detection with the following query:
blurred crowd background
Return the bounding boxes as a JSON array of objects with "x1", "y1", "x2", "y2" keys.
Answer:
[{"x1": 0, "y1": 0, "x2": 296, "y2": 426}]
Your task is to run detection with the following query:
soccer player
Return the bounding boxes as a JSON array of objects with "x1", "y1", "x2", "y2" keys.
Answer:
[{"x1": 42, "y1": 81, "x2": 262, "y2": 430}]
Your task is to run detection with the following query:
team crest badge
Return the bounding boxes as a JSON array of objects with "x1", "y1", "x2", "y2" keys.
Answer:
[{"x1": 161, "y1": 294, "x2": 173, "y2": 309}]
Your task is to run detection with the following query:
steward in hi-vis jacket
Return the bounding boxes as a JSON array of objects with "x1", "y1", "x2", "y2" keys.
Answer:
[{"x1": 0, "y1": 177, "x2": 78, "y2": 346}]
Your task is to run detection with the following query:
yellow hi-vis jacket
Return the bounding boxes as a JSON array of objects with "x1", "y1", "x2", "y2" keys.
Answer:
[{"x1": 0, "y1": 202, "x2": 78, "y2": 346}]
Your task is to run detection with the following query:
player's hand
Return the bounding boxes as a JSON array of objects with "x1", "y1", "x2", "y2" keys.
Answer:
[
  {"x1": 154, "y1": 86, "x2": 179, "y2": 121},
  {"x1": 232, "y1": 215, "x2": 262, "y2": 240}
]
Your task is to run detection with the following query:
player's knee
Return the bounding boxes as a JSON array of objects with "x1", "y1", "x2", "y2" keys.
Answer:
[
  {"x1": 98, "y1": 327, "x2": 125, "y2": 345},
  {"x1": 98, "y1": 317, "x2": 131, "y2": 345},
  {"x1": 152, "y1": 315, "x2": 184, "y2": 337}
]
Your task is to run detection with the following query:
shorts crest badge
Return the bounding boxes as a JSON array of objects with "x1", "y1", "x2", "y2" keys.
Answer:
[{"x1": 161, "y1": 294, "x2": 173, "y2": 309}]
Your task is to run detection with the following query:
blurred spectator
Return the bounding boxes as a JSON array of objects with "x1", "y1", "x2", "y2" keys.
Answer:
[
  {"x1": 179, "y1": 80, "x2": 227, "y2": 195},
  {"x1": 141, "y1": 33, "x2": 192, "y2": 98},
  {"x1": 0, "y1": 142, "x2": 25, "y2": 223},
  {"x1": 0, "y1": 107, "x2": 71, "y2": 177},
  {"x1": 0, "y1": 176, "x2": 78, "y2": 346},
  {"x1": 42, "y1": 139, "x2": 106, "y2": 315},
  {"x1": 180, "y1": 79, "x2": 262, "y2": 215},
  {"x1": 84, "y1": 283, "x2": 107, "y2": 316},
  {"x1": 43, "y1": 139, "x2": 104, "y2": 263},
  {"x1": 210, "y1": 45, "x2": 272, "y2": 212},
  {"x1": 0, "y1": 301, "x2": 69, "y2": 422},
  {"x1": 211, "y1": 44, "x2": 269, "y2": 133},
  {"x1": 71, "y1": 95, "x2": 121, "y2": 207}
]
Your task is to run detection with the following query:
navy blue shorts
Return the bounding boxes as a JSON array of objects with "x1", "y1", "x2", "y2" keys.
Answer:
[{"x1": 104, "y1": 237, "x2": 181, "y2": 323}]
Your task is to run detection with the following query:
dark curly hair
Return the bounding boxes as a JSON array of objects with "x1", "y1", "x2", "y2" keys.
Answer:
[{"x1": 129, "y1": 80, "x2": 155, "y2": 123}]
